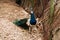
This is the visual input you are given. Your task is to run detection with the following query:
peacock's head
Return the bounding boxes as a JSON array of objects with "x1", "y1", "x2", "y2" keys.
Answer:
[{"x1": 31, "y1": 10, "x2": 33, "y2": 14}]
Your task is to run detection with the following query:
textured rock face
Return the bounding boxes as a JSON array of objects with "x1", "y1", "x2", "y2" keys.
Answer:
[{"x1": 52, "y1": 27, "x2": 60, "y2": 40}]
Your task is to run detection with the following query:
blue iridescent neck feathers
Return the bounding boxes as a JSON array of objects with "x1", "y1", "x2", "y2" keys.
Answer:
[{"x1": 30, "y1": 11, "x2": 36, "y2": 25}]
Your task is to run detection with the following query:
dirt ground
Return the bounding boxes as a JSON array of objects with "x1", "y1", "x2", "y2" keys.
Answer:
[{"x1": 0, "y1": 0, "x2": 60, "y2": 40}]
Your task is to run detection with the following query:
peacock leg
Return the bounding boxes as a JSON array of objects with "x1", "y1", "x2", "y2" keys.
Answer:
[
  {"x1": 32, "y1": 25, "x2": 38, "y2": 33},
  {"x1": 29, "y1": 26, "x2": 32, "y2": 34}
]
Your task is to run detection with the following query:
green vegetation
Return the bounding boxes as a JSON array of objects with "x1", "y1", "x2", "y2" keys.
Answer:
[
  {"x1": 49, "y1": 0, "x2": 54, "y2": 25},
  {"x1": 48, "y1": 0, "x2": 55, "y2": 40}
]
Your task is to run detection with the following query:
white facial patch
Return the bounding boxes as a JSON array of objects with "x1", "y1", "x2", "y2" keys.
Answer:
[{"x1": 31, "y1": 11, "x2": 33, "y2": 14}]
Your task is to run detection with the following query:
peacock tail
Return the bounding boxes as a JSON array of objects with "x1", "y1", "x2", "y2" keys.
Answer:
[{"x1": 13, "y1": 18, "x2": 29, "y2": 30}]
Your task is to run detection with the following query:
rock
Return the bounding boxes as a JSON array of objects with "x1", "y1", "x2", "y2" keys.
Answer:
[{"x1": 52, "y1": 27, "x2": 60, "y2": 40}]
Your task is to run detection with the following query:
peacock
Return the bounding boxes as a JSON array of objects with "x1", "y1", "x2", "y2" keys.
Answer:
[
  {"x1": 28, "y1": 9, "x2": 37, "y2": 33},
  {"x1": 13, "y1": 8, "x2": 37, "y2": 33}
]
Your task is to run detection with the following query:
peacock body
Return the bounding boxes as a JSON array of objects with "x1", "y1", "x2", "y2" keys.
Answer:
[
  {"x1": 13, "y1": 9, "x2": 36, "y2": 31},
  {"x1": 30, "y1": 11, "x2": 36, "y2": 25}
]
